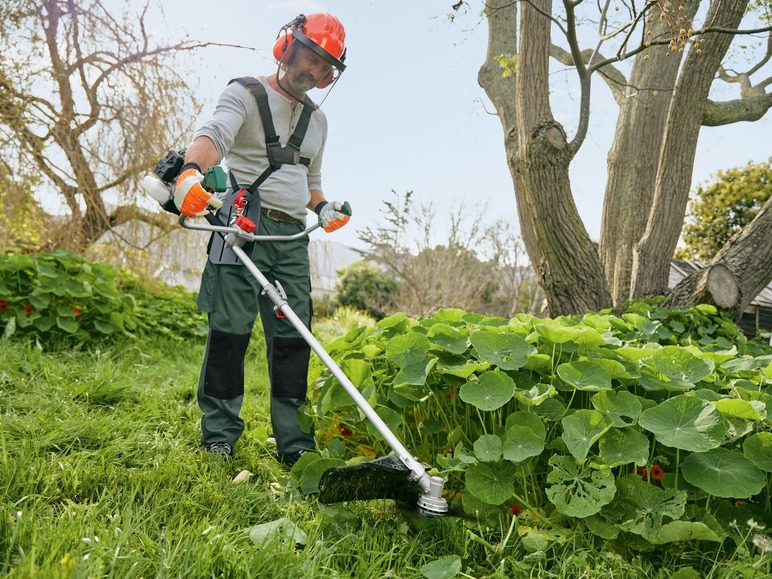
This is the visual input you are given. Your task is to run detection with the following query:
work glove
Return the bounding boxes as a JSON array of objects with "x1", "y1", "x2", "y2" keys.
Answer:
[
  {"x1": 315, "y1": 201, "x2": 351, "y2": 233},
  {"x1": 174, "y1": 167, "x2": 223, "y2": 217}
]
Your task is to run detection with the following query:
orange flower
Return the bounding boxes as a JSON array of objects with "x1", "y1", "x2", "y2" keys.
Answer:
[
  {"x1": 636, "y1": 466, "x2": 648, "y2": 481},
  {"x1": 339, "y1": 426, "x2": 353, "y2": 437},
  {"x1": 510, "y1": 503, "x2": 521, "y2": 516},
  {"x1": 23, "y1": 304, "x2": 33, "y2": 315},
  {"x1": 650, "y1": 464, "x2": 665, "y2": 480},
  {"x1": 72, "y1": 307, "x2": 82, "y2": 317}
]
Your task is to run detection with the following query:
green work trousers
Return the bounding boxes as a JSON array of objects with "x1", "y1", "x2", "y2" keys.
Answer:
[{"x1": 195, "y1": 214, "x2": 315, "y2": 457}]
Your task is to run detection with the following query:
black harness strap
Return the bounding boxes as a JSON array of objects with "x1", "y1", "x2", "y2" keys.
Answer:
[
  {"x1": 228, "y1": 77, "x2": 313, "y2": 195},
  {"x1": 208, "y1": 77, "x2": 315, "y2": 265}
]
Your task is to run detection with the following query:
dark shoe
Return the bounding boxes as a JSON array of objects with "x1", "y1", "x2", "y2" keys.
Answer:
[{"x1": 203, "y1": 442, "x2": 233, "y2": 457}]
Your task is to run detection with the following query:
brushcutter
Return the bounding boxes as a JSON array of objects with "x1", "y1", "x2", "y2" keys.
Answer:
[
  {"x1": 140, "y1": 157, "x2": 449, "y2": 516},
  {"x1": 178, "y1": 212, "x2": 448, "y2": 516}
]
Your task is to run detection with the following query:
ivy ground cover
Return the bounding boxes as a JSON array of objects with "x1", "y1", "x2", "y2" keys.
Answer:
[{"x1": 296, "y1": 301, "x2": 772, "y2": 554}]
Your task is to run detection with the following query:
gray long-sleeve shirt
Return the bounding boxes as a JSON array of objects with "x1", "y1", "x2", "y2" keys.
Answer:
[{"x1": 194, "y1": 76, "x2": 327, "y2": 222}]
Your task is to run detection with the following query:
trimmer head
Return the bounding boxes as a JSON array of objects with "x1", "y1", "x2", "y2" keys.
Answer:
[{"x1": 317, "y1": 456, "x2": 449, "y2": 516}]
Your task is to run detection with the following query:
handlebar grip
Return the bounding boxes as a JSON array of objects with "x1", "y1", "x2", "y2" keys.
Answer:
[{"x1": 341, "y1": 201, "x2": 352, "y2": 216}]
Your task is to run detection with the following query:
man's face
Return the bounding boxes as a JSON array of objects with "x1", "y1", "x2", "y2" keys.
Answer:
[{"x1": 282, "y1": 44, "x2": 334, "y2": 94}]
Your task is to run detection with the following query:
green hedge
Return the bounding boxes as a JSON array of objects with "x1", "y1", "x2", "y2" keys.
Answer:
[{"x1": 0, "y1": 251, "x2": 207, "y2": 347}]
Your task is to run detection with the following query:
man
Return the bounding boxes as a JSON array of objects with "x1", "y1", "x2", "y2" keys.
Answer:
[{"x1": 173, "y1": 13, "x2": 351, "y2": 466}]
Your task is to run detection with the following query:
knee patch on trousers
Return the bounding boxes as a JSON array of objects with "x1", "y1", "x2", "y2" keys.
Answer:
[
  {"x1": 203, "y1": 329, "x2": 250, "y2": 399},
  {"x1": 271, "y1": 337, "x2": 311, "y2": 399}
]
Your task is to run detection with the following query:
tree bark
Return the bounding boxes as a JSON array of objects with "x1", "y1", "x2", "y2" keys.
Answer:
[
  {"x1": 600, "y1": 0, "x2": 699, "y2": 308},
  {"x1": 666, "y1": 195, "x2": 772, "y2": 320},
  {"x1": 513, "y1": 0, "x2": 612, "y2": 316},
  {"x1": 631, "y1": 0, "x2": 751, "y2": 298}
]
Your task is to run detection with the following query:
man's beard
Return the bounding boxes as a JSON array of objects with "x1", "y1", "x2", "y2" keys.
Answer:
[{"x1": 284, "y1": 70, "x2": 317, "y2": 94}]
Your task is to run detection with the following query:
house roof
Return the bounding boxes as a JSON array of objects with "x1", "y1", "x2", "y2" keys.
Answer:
[{"x1": 670, "y1": 259, "x2": 772, "y2": 308}]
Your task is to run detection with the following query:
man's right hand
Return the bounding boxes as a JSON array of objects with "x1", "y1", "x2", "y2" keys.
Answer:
[{"x1": 174, "y1": 167, "x2": 223, "y2": 216}]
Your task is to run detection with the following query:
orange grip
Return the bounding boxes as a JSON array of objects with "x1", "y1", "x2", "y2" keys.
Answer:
[
  {"x1": 323, "y1": 214, "x2": 350, "y2": 233},
  {"x1": 180, "y1": 185, "x2": 212, "y2": 216}
]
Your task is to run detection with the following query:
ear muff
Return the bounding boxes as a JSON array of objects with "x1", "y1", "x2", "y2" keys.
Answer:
[
  {"x1": 272, "y1": 31, "x2": 294, "y2": 62},
  {"x1": 316, "y1": 70, "x2": 335, "y2": 89}
]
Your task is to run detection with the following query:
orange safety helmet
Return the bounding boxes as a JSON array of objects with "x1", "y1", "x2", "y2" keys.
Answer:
[{"x1": 272, "y1": 13, "x2": 347, "y2": 89}]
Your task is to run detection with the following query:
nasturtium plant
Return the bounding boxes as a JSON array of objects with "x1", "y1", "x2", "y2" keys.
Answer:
[
  {"x1": 465, "y1": 461, "x2": 517, "y2": 505},
  {"x1": 561, "y1": 410, "x2": 614, "y2": 462},
  {"x1": 608, "y1": 475, "x2": 687, "y2": 542},
  {"x1": 649, "y1": 346, "x2": 715, "y2": 384},
  {"x1": 681, "y1": 448, "x2": 766, "y2": 498},
  {"x1": 546, "y1": 455, "x2": 616, "y2": 517},
  {"x1": 638, "y1": 396, "x2": 726, "y2": 452},
  {"x1": 598, "y1": 427, "x2": 650, "y2": 467},
  {"x1": 459, "y1": 370, "x2": 515, "y2": 411},
  {"x1": 557, "y1": 360, "x2": 612, "y2": 391},
  {"x1": 470, "y1": 330, "x2": 534, "y2": 370},
  {"x1": 301, "y1": 299, "x2": 772, "y2": 552},
  {"x1": 473, "y1": 434, "x2": 503, "y2": 462},
  {"x1": 591, "y1": 390, "x2": 642, "y2": 426},
  {"x1": 743, "y1": 432, "x2": 772, "y2": 472}
]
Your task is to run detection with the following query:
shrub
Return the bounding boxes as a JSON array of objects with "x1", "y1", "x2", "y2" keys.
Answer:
[
  {"x1": 299, "y1": 300, "x2": 772, "y2": 552},
  {"x1": 0, "y1": 251, "x2": 206, "y2": 347}
]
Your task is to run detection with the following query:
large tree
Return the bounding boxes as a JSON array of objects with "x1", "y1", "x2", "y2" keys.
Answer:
[
  {"x1": 0, "y1": 0, "x2": 222, "y2": 250},
  {"x1": 477, "y1": 0, "x2": 772, "y2": 319}
]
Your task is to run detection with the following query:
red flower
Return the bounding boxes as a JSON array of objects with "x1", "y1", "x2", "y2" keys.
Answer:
[
  {"x1": 23, "y1": 304, "x2": 33, "y2": 315},
  {"x1": 72, "y1": 307, "x2": 82, "y2": 317},
  {"x1": 510, "y1": 503, "x2": 521, "y2": 516},
  {"x1": 650, "y1": 464, "x2": 665, "y2": 481},
  {"x1": 0, "y1": 300, "x2": 8, "y2": 312},
  {"x1": 636, "y1": 466, "x2": 648, "y2": 481},
  {"x1": 339, "y1": 426, "x2": 353, "y2": 437}
]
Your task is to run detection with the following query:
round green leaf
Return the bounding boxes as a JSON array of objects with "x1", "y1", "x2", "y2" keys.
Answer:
[
  {"x1": 504, "y1": 411, "x2": 546, "y2": 438},
  {"x1": 427, "y1": 323, "x2": 469, "y2": 355},
  {"x1": 54, "y1": 316, "x2": 77, "y2": 333},
  {"x1": 681, "y1": 448, "x2": 766, "y2": 499},
  {"x1": 545, "y1": 455, "x2": 616, "y2": 518},
  {"x1": 470, "y1": 330, "x2": 535, "y2": 370},
  {"x1": 420, "y1": 556, "x2": 462, "y2": 579},
  {"x1": 591, "y1": 390, "x2": 642, "y2": 426},
  {"x1": 386, "y1": 333, "x2": 430, "y2": 368},
  {"x1": 473, "y1": 434, "x2": 503, "y2": 462},
  {"x1": 712, "y1": 399, "x2": 765, "y2": 421},
  {"x1": 557, "y1": 361, "x2": 612, "y2": 391},
  {"x1": 459, "y1": 370, "x2": 515, "y2": 411},
  {"x1": 598, "y1": 427, "x2": 650, "y2": 467},
  {"x1": 561, "y1": 410, "x2": 614, "y2": 462},
  {"x1": 743, "y1": 432, "x2": 772, "y2": 472},
  {"x1": 534, "y1": 322, "x2": 582, "y2": 344},
  {"x1": 650, "y1": 346, "x2": 714, "y2": 383},
  {"x1": 502, "y1": 425, "x2": 545, "y2": 463},
  {"x1": 465, "y1": 461, "x2": 516, "y2": 505},
  {"x1": 638, "y1": 396, "x2": 726, "y2": 452}
]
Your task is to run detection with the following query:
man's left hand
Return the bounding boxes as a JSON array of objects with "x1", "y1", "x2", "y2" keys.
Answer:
[{"x1": 315, "y1": 201, "x2": 351, "y2": 232}]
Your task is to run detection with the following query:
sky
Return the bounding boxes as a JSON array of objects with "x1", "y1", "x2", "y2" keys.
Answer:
[{"x1": 134, "y1": 0, "x2": 771, "y2": 251}]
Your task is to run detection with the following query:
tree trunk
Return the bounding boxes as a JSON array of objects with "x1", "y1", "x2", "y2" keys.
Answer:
[
  {"x1": 478, "y1": 0, "x2": 544, "y2": 266},
  {"x1": 513, "y1": 0, "x2": 612, "y2": 316},
  {"x1": 631, "y1": 0, "x2": 751, "y2": 298},
  {"x1": 666, "y1": 195, "x2": 772, "y2": 320},
  {"x1": 600, "y1": 0, "x2": 699, "y2": 308}
]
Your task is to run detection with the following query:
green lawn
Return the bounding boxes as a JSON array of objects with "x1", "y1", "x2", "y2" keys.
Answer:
[{"x1": 0, "y1": 337, "x2": 767, "y2": 578}]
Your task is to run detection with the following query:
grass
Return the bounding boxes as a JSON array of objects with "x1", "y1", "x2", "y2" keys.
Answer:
[{"x1": 0, "y1": 335, "x2": 768, "y2": 578}]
